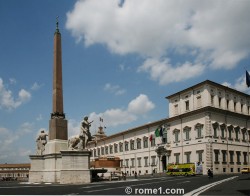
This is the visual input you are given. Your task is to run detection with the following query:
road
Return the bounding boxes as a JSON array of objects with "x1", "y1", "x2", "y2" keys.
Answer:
[{"x1": 0, "y1": 174, "x2": 249, "y2": 195}]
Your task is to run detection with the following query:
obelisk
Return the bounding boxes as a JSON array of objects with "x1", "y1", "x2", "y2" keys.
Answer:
[{"x1": 49, "y1": 17, "x2": 68, "y2": 141}]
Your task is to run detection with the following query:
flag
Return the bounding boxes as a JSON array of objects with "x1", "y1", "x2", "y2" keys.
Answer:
[
  {"x1": 155, "y1": 128, "x2": 160, "y2": 137},
  {"x1": 159, "y1": 127, "x2": 163, "y2": 137},
  {"x1": 246, "y1": 71, "x2": 250, "y2": 87},
  {"x1": 149, "y1": 134, "x2": 153, "y2": 142}
]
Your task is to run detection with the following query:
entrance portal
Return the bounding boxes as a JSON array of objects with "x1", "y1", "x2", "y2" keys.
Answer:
[{"x1": 162, "y1": 155, "x2": 166, "y2": 172}]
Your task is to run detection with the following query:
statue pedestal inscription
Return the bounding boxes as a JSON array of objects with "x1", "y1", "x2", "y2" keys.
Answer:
[{"x1": 60, "y1": 150, "x2": 91, "y2": 184}]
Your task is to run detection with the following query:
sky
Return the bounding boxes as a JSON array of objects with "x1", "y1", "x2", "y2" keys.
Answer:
[{"x1": 0, "y1": 0, "x2": 250, "y2": 163}]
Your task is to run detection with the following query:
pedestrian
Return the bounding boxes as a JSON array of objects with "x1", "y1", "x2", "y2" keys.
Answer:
[{"x1": 135, "y1": 171, "x2": 137, "y2": 179}]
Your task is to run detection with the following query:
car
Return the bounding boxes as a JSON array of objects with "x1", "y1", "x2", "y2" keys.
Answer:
[{"x1": 241, "y1": 167, "x2": 250, "y2": 174}]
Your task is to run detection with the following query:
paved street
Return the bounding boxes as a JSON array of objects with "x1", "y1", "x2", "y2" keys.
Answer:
[{"x1": 0, "y1": 174, "x2": 249, "y2": 195}]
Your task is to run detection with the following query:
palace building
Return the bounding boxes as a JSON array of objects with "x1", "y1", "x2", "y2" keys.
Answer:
[
  {"x1": 88, "y1": 80, "x2": 250, "y2": 175},
  {"x1": 0, "y1": 163, "x2": 30, "y2": 181}
]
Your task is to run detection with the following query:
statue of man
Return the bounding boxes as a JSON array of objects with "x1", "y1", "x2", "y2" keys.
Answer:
[
  {"x1": 80, "y1": 116, "x2": 93, "y2": 148},
  {"x1": 36, "y1": 130, "x2": 48, "y2": 155}
]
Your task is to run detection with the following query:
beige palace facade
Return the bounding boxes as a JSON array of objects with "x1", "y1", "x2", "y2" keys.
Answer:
[{"x1": 88, "y1": 80, "x2": 250, "y2": 175}]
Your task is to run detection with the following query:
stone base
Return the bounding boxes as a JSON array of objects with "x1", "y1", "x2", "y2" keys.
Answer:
[
  {"x1": 60, "y1": 170, "x2": 91, "y2": 184},
  {"x1": 29, "y1": 139, "x2": 68, "y2": 183},
  {"x1": 42, "y1": 153, "x2": 62, "y2": 183},
  {"x1": 60, "y1": 150, "x2": 91, "y2": 184},
  {"x1": 45, "y1": 139, "x2": 68, "y2": 154},
  {"x1": 29, "y1": 148, "x2": 92, "y2": 184},
  {"x1": 29, "y1": 155, "x2": 44, "y2": 183}
]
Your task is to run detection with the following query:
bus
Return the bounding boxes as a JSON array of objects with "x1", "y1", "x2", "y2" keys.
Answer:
[{"x1": 166, "y1": 162, "x2": 203, "y2": 176}]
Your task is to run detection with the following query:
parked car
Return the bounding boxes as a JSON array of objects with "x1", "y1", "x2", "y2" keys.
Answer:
[{"x1": 241, "y1": 167, "x2": 250, "y2": 174}]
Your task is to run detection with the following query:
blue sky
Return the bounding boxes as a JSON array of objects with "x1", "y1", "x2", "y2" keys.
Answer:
[{"x1": 0, "y1": 0, "x2": 250, "y2": 163}]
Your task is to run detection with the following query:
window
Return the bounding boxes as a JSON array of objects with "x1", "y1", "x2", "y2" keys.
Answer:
[
  {"x1": 174, "y1": 104, "x2": 178, "y2": 115},
  {"x1": 94, "y1": 149, "x2": 96, "y2": 157},
  {"x1": 137, "y1": 139, "x2": 141, "y2": 149},
  {"x1": 211, "y1": 95, "x2": 214, "y2": 106},
  {"x1": 143, "y1": 137, "x2": 148, "y2": 148},
  {"x1": 185, "y1": 152, "x2": 191, "y2": 163},
  {"x1": 214, "y1": 150, "x2": 219, "y2": 163},
  {"x1": 228, "y1": 126, "x2": 233, "y2": 140},
  {"x1": 234, "y1": 102, "x2": 237, "y2": 111},
  {"x1": 137, "y1": 157, "x2": 141, "y2": 167},
  {"x1": 197, "y1": 150, "x2": 203, "y2": 162},
  {"x1": 218, "y1": 97, "x2": 222, "y2": 108},
  {"x1": 229, "y1": 151, "x2": 234, "y2": 164},
  {"x1": 109, "y1": 145, "x2": 113, "y2": 154},
  {"x1": 220, "y1": 125, "x2": 226, "y2": 139},
  {"x1": 197, "y1": 96, "x2": 201, "y2": 108},
  {"x1": 131, "y1": 158, "x2": 135, "y2": 167},
  {"x1": 144, "y1": 157, "x2": 149, "y2": 167},
  {"x1": 125, "y1": 159, "x2": 129, "y2": 167},
  {"x1": 101, "y1": 147, "x2": 104, "y2": 155},
  {"x1": 130, "y1": 140, "x2": 135, "y2": 150},
  {"x1": 242, "y1": 129, "x2": 246, "y2": 141},
  {"x1": 195, "y1": 124, "x2": 203, "y2": 138},
  {"x1": 125, "y1": 142, "x2": 129, "y2": 151},
  {"x1": 174, "y1": 153, "x2": 180, "y2": 164},
  {"x1": 119, "y1": 142, "x2": 123, "y2": 152},
  {"x1": 105, "y1": 146, "x2": 109, "y2": 154},
  {"x1": 222, "y1": 150, "x2": 227, "y2": 163},
  {"x1": 226, "y1": 100, "x2": 229, "y2": 109},
  {"x1": 243, "y1": 152, "x2": 248, "y2": 164},
  {"x1": 213, "y1": 123, "x2": 219, "y2": 138},
  {"x1": 185, "y1": 101, "x2": 190, "y2": 111},
  {"x1": 183, "y1": 126, "x2": 191, "y2": 141},
  {"x1": 241, "y1": 104, "x2": 243, "y2": 112},
  {"x1": 97, "y1": 148, "x2": 100, "y2": 156},
  {"x1": 114, "y1": 144, "x2": 118, "y2": 153},
  {"x1": 151, "y1": 156, "x2": 156, "y2": 166},
  {"x1": 235, "y1": 127, "x2": 240, "y2": 141},
  {"x1": 151, "y1": 137, "x2": 156, "y2": 146},
  {"x1": 236, "y1": 151, "x2": 241, "y2": 164},
  {"x1": 173, "y1": 129, "x2": 180, "y2": 142},
  {"x1": 120, "y1": 159, "x2": 123, "y2": 167},
  {"x1": 162, "y1": 130, "x2": 168, "y2": 143}
]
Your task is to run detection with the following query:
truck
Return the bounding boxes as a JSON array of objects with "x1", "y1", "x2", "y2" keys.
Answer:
[{"x1": 166, "y1": 162, "x2": 203, "y2": 176}]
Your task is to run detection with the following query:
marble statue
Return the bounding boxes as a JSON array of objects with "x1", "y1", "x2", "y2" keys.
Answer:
[
  {"x1": 68, "y1": 116, "x2": 94, "y2": 150},
  {"x1": 36, "y1": 130, "x2": 48, "y2": 155}
]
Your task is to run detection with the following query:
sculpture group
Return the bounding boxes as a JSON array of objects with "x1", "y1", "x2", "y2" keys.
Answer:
[{"x1": 36, "y1": 116, "x2": 94, "y2": 154}]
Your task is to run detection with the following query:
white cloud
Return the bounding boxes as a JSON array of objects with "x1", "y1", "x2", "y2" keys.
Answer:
[
  {"x1": 89, "y1": 94, "x2": 155, "y2": 129},
  {"x1": 138, "y1": 58, "x2": 205, "y2": 85},
  {"x1": 36, "y1": 114, "x2": 43, "y2": 121},
  {"x1": 222, "y1": 73, "x2": 250, "y2": 94},
  {"x1": 128, "y1": 94, "x2": 155, "y2": 115},
  {"x1": 0, "y1": 78, "x2": 31, "y2": 110},
  {"x1": 66, "y1": 0, "x2": 250, "y2": 73},
  {"x1": 18, "y1": 122, "x2": 33, "y2": 135},
  {"x1": 68, "y1": 119, "x2": 81, "y2": 137},
  {"x1": 31, "y1": 82, "x2": 43, "y2": 91},
  {"x1": 9, "y1": 78, "x2": 17, "y2": 85},
  {"x1": 104, "y1": 83, "x2": 126, "y2": 95},
  {"x1": 18, "y1": 89, "x2": 31, "y2": 102},
  {"x1": 0, "y1": 123, "x2": 34, "y2": 163}
]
